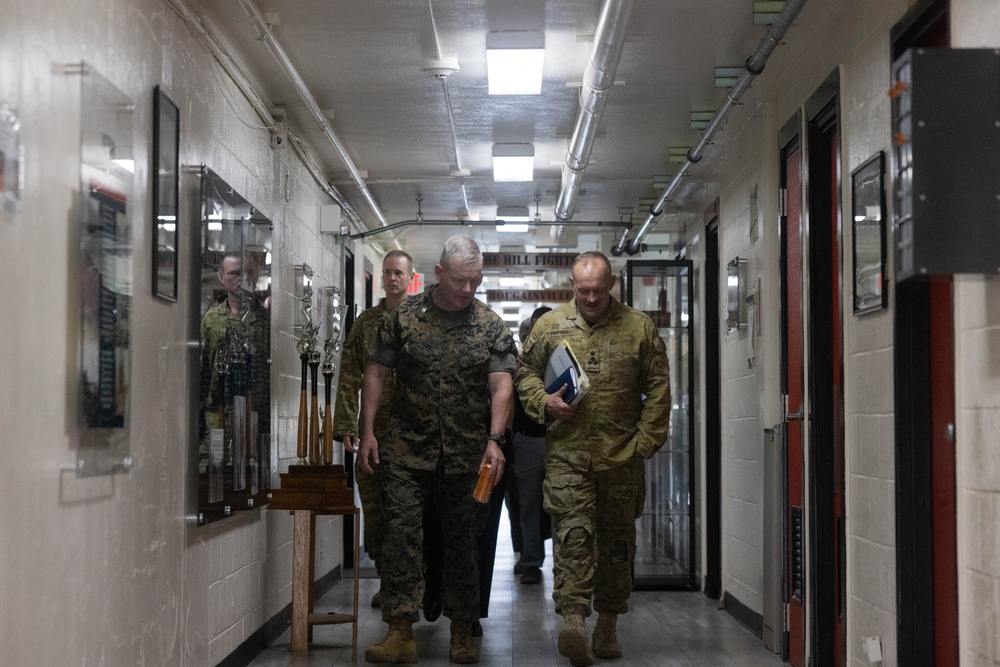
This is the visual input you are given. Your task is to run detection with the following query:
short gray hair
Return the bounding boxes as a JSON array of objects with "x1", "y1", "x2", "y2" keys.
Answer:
[{"x1": 439, "y1": 235, "x2": 482, "y2": 268}]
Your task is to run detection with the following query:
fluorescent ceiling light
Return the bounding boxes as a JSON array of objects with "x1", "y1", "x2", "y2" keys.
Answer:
[
  {"x1": 486, "y1": 31, "x2": 544, "y2": 95},
  {"x1": 500, "y1": 301, "x2": 523, "y2": 308},
  {"x1": 497, "y1": 205, "x2": 530, "y2": 232},
  {"x1": 497, "y1": 224, "x2": 529, "y2": 233},
  {"x1": 499, "y1": 276, "x2": 526, "y2": 287},
  {"x1": 493, "y1": 144, "x2": 534, "y2": 182}
]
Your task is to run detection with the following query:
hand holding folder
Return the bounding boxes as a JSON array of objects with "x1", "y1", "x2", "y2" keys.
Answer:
[{"x1": 543, "y1": 341, "x2": 590, "y2": 430}]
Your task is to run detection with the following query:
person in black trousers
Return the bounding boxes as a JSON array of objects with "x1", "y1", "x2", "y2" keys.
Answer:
[{"x1": 423, "y1": 432, "x2": 514, "y2": 635}]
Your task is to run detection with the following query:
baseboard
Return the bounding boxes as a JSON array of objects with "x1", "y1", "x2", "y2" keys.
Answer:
[
  {"x1": 217, "y1": 564, "x2": 344, "y2": 667},
  {"x1": 722, "y1": 590, "x2": 763, "y2": 639}
]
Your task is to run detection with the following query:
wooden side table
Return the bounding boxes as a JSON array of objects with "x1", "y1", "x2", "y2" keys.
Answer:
[
  {"x1": 289, "y1": 507, "x2": 360, "y2": 650},
  {"x1": 269, "y1": 465, "x2": 360, "y2": 651}
]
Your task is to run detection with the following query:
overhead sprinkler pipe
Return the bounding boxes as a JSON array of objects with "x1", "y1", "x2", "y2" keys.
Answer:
[
  {"x1": 168, "y1": 0, "x2": 380, "y2": 238},
  {"x1": 347, "y1": 218, "x2": 631, "y2": 241},
  {"x1": 615, "y1": 0, "x2": 807, "y2": 256},
  {"x1": 238, "y1": 0, "x2": 396, "y2": 242},
  {"x1": 552, "y1": 0, "x2": 634, "y2": 242}
]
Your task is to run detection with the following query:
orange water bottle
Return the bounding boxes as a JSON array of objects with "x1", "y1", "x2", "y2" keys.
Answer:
[{"x1": 472, "y1": 463, "x2": 492, "y2": 503}]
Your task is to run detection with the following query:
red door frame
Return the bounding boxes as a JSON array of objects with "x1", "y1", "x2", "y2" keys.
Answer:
[
  {"x1": 782, "y1": 142, "x2": 805, "y2": 667},
  {"x1": 929, "y1": 278, "x2": 957, "y2": 664}
]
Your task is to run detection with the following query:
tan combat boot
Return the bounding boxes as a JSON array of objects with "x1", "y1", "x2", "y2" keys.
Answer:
[
  {"x1": 592, "y1": 613, "x2": 623, "y2": 659},
  {"x1": 557, "y1": 605, "x2": 594, "y2": 667},
  {"x1": 449, "y1": 621, "x2": 480, "y2": 664},
  {"x1": 364, "y1": 617, "x2": 417, "y2": 664}
]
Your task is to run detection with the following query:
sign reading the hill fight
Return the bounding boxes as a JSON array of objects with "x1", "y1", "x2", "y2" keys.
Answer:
[{"x1": 482, "y1": 252, "x2": 578, "y2": 268}]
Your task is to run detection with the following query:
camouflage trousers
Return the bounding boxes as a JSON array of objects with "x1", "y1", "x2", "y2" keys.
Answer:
[
  {"x1": 380, "y1": 462, "x2": 481, "y2": 624},
  {"x1": 356, "y1": 461, "x2": 387, "y2": 574},
  {"x1": 543, "y1": 455, "x2": 646, "y2": 616}
]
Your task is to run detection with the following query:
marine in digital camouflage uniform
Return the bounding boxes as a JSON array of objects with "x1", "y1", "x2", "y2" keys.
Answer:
[
  {"x1": 515, "y1": 251, "x2": 670, "y2": 667},
  {"x1": 358, "y1": 236, "x2": 515, "y2": 665},
  {"x1": 331, "y1": 301, "x2": 394, "y2": 575},
  {"x1": 331, "y1": 250, "x2": 413, "y2": 606}
]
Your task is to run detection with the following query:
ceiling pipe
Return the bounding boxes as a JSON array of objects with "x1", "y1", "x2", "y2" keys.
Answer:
[
  {"x1": 614, "y1": 0, "x2": 807, "y2": 256},
  {"x1": 166, "y1": 0, "x2": 375, "y2": 236},
  {"x1": 348, "y1": 219, "x2": 631, "y2": 241},
  {"x1": 553, "y1": 0, "x2": 635, "y2": 240},
  {"x1": 238, "y1": 0, "x2": 397, "y2": 244},
  {"x1": 287, "y1": 133, "x2": 364, "y2": 228}
]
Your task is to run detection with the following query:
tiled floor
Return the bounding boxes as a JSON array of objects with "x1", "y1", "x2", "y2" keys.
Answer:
[{"x1": 248, "y1": 517, "x2": 784, "y2": 667}]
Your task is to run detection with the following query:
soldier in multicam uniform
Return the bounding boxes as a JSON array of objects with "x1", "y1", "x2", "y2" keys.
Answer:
[
  {"x1": 515, "y1": 251, "x2": 671, "y2": 667},
  {"x1": 358, "y1": 236, "x2": 516, "y2": 665},
  {"x1": 332, "y1": 250, "x2": 414, "y2": 609},
  {"x1": 200, "y1": 253, "x2": 270, "y2": 469}
]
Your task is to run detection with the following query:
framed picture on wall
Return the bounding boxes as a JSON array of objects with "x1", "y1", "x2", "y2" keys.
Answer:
[
  {"x1": 851, "y1": 151, "x2": 887, "y2": 315},
  {"x1": 152, "y1": 86, "x2": 179, "y2": 301}
]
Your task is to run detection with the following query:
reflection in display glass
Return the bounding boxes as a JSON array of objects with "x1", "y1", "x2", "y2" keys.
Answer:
[{"x1": 194, "y1": 167, "x2": 272, "y2": 523}]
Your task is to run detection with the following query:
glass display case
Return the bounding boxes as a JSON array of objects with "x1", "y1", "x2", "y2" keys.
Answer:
[
  {"x1": 622, "y1": 259, "x2": 694, "y2": 589},
  {"x1": 188, "y1": 166, "x2": 273, "y2": 525}
]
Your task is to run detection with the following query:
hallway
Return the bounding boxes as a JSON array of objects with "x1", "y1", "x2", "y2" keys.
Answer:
[{"x1": 248, "y1": 518, "x2": 784, "y2": 667}]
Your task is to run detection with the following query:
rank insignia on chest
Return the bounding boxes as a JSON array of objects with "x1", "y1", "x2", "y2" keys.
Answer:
[{"x1": 586, "y1": 350, "x2": 600, "y2": 374}]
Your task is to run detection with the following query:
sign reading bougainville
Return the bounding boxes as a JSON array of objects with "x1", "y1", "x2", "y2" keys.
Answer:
[
  {"x1": 485, "y1": 289, "x2": 574, "y2": 303},
  {"x1": 482, "y1": 252, "x2": 578, "y2": 269}
]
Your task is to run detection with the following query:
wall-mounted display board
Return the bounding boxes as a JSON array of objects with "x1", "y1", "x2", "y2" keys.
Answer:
[{"x1": 76, "y1": 64, "x2": 135, "y2": 477}]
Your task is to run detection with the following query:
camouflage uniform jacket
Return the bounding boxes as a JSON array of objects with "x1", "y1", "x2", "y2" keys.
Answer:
[
  {"x1": 332, "y1": 298, "x2": 396, "y2": 440},
  {"x1": 370, "y1": 287, "x2": 517, "y2": 474},
  {"x1": 200, "y1": 300, "x2": 271, "y2": 427},
  {"x1": 515, "y1": 297, "x2": 671, "y2": 471}
]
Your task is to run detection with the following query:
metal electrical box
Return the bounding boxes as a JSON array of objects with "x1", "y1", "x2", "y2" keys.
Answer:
[{"x1": 891, "y1": 48, "x2": 1000, "y2": 280}]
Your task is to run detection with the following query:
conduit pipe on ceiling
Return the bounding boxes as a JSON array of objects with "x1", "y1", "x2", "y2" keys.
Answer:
[
  {"x1": 613, "y1": 0, "x2": 807, "y2": 256},
  {"x1": 348, "y1": 218, "x2": 631, "y2": 241},
  {"x1": 238, "y1": 0, "x2": 399, "y2": 246},
  {"x1": 166, "y1": 0, "x2": 370, "y2": 234},
  {"x1": 287, "y1": 133, "x2": 363, "y2": 222},
  {"x1": 553, "y1": 0, "x2": 635, "y2": 240}
]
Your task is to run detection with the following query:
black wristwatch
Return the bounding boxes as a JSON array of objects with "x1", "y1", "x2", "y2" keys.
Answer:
[{"x1": 487, "y1": 433, "x2": 506, "y2": 446}]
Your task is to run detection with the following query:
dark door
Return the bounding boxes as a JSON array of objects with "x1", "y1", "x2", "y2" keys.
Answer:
[
  {"x1": 806, "y1": 97, "x2": 844, "y2": 666},
  {"x1": 704, "y1": 217, "x2": 722, "y2": 600},
  {"x1": 891, "y1": 2, "x2": 957, "y2": 664}
]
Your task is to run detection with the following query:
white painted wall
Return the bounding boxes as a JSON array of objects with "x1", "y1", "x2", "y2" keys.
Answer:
[
  {"x1": 679, "y1": 1, "x2": 911, "y2": 665},
  {"x1": 951, "y1": 4, "x2": 1000, "y2": 665},
  {"x1": 689, "y1": 0, "x2": 1000, "y2": 664},
  {"x1": 0, "y1": 1, "x2": 346, "y2": 664}
]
